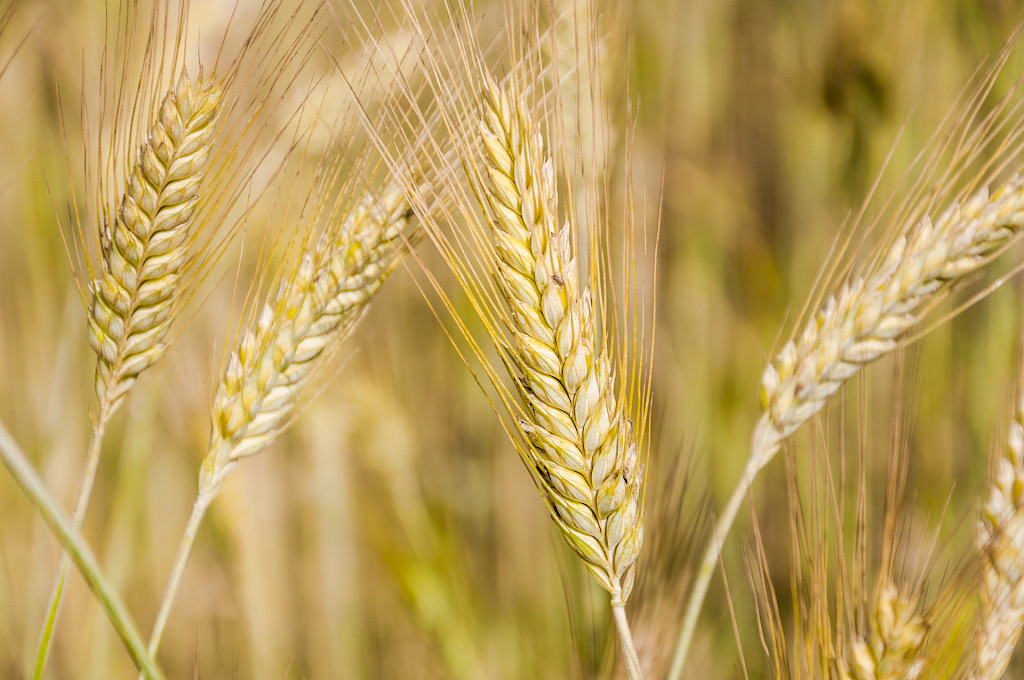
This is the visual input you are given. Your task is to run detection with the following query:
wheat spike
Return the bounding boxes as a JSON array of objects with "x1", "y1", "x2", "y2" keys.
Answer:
[
  {"x1": 479, "y1": 73, "x2": 643, "y2": 604},
  {"x1": 757, "y1": 175, "x2": 1024, "y2": 469},
  {"x1": 674, "y1": 174, "x2": 1024, "y2": 678},
  {"x1": 974, "y1": 389, "x2": 1024, "y2": 680},
  {"x1": 88, "y1": 72, "x2": 220, "y2": 415},
  {"x1": 838, "y1": 582, "x2": 928, "y2": 680},
  {"x1": 199, "y1": 182, "x2": 412, "y2": 498}
]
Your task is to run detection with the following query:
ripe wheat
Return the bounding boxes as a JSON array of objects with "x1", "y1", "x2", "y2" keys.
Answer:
[
  {"x1": 674, "y1": 174, "x2": 1024, "y2": 679},
  {"x1": 839, "y1": 582, "x2": 927, "y2": 680},
  {"x1": 146, "y1": 179, "x2": 415, "y2": 660},
  {"x1": 89, "y1": 72, "x2": 221, "y2": 416},
  {"x1": 479, "y1": 72, "x2": 643, "y2": 608},
  {"x1": 200, "y1": 182, "x2": 413, "y2": 496},
  {"x1": 757, "y1": 175, "x2": 1024, "y2": 471}
]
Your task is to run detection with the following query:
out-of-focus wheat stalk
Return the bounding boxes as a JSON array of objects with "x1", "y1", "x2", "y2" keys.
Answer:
[
  {"x1": 145, "y1": 178, "x2": 414, "y2": 661},
  {"x1": 973, "y1": 386, "x2": 1024, "y2": 679},
  {"x1": 0, "y1": 419, "x2": 163, "y2": 679},
  {"x1": 29, "y1": 1, "x2": 329, "y2": 672}
]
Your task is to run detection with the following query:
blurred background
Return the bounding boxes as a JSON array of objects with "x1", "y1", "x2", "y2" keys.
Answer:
[{"x1": 1, "y1": 0, "x2": 1024, "y2": 677}]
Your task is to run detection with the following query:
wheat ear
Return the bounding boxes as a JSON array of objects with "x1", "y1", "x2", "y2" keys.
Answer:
[
  {"x1": 145, "y1": 182, "x2": 413, "y2": 661},
  {"x1": 479, "y1": 73, "x2": 644, "y2": 678},
  {"x1": 671, "y1": 175, "x2": 1024, "y2": 679},
  {"x1": 974, "y1": 388, "x2": 1024, "y2": 680},
  {"x1": 33, "y1": 71, "x2": 221, "y2": 679},
  {"x1": 89, "y1": 71, "x2": 221, "y2": 416},
  {"x1": 838, "y1": 582, "x2": 928, "y2": 680}
]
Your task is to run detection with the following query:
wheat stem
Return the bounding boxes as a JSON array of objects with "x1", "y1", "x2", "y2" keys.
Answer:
[
  {"x1": 0, "y1": 419, "x2": 163, "y2": 680},
  {"x1": 612, "y1": 602, "x2": 644, "y2": 680},
  {"x1": 146, "y1": 183, "x2": 412, "y2": 656},
  {"x1": 670, "y1": 452, "x2": 759, "y2": 680},
  {"x1": 144, "y1": 491, "x2": 212, "y2": 669},
  {"x1": 32, "y1": 406, "x2": 112, "y2": 679}
]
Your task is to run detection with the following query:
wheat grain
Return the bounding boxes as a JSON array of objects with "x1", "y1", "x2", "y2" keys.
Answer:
[
  {"x1": 974, "y1": 389, "x2": 1024, "y2": 680},
  {"x1": 479, "y1": 72, "x2": 643, "y2": 606},
  {"x1": 88, "y1": 71, "x2": 221, "y2": 416},
  {"x1": 838, "y1": 582, "x2": 927, "y2": 680},
  {"x1": 200, "y1": 181, "x2": 413, "y2": 498}
]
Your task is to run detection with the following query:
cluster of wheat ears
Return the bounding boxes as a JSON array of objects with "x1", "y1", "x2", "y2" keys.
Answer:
[{"x1": 6, "y1": 0, "x2": 1024, "y2": 678}]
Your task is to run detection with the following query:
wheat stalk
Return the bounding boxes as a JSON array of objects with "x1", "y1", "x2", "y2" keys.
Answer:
[
  {"x1": 671, "y1": 174, "x2": 1024, "y2": 679},
  {"x1": 33, "y1": 70, "x2": 221, "y2": 679},
  {"x1": 974, "y1": 388, "x2": 1024, "y2": 680},
  {"x1": 838, "y1": 582, "x2": 928, "y2": 680},
  {"x1": 478, "y1": 72, "x2": 644, "y2": 678},
  {"x1": 145, "y1": 180, "x2": 414, "y2": 660}
]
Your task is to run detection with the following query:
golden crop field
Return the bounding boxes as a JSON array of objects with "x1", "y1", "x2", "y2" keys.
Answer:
[{"x1": 1, "y1": 1, "x2": 1023, "y2": 678}]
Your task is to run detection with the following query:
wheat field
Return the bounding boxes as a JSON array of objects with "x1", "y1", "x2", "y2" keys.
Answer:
[{"x1": 2, "y1": 0, "x2": 1024, "y2": 678}]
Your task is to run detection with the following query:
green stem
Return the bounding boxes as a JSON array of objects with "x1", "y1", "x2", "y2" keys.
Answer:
[
  {"x1": 612, "y1": 601, "x2": 644, "y2": 680},
  {"x1": 668, "y1": 454, "x2": 761, "y2": 680},
  {"x1": 0, "y1": 419, "x2": 163, "y2": 680},
  {"x1": 33, "y1": 404, "x2": 111, "y2": 678},
  {"x1": 143, "y1": 489, "x2": 213, "y2": 674}
]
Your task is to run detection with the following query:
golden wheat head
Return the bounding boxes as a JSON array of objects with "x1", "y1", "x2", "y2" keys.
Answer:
[
  {"x1": 200, "y1": 182, "x2": 413, "y2": 498},
  {"x1": 88, "y1": 72, "x2": 221, "y2": 415},
  {"x1": 479, "y1": 73, "x2": 643, "y2": 603}
]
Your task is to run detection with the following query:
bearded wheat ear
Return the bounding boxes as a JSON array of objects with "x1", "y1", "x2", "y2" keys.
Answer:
[
  {"x1": 838, "y1": 582, "x2": 928, "y2": 680},
  {"x1": 201, "y1": 181, "x2": 412, "y2": 496},
  {"x1": 672, "y1": 174, "x2": 1024, "y2": 678},
  {"x1": 32, "y1": 71, "x2": 221, "y2": 680},
  {"x1": 973, "y1": 388, "x2": 1024, "y2": 680},
  {"x1": 144, "y1": 181, "x2": 414, "y2": 662},
  {"x1": 478, "y1": 72, "x2": 644, "y2": 679},
  {"x1": 89, "y1": 72, "x2": 221, "y2": 417}
]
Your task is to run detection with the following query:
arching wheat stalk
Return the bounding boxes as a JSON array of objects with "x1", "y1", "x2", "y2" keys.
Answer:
[
  {"x1": 146, "y1": 180, "x2": 414, "y2": 661},
  {"x1": 672, "y1": 174, "x2": 1024, "y2": 677},
  {"x1": 34, "y1": 70, "x2": 221, "y2": 679},
  {"x1": 334, "y1": 1, "x2": 651, "y2": 673}
]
